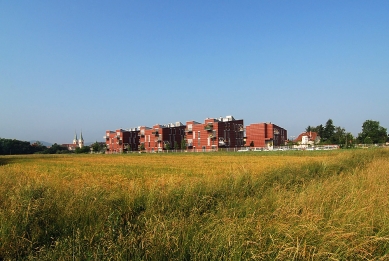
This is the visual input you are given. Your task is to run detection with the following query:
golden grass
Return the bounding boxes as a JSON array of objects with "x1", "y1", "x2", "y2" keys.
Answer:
[{"x1": 1, "y1": 149, "x2": 389, "y2": 260}]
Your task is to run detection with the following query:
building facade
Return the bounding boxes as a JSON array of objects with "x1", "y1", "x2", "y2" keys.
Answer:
[
  {"x1": 139, "y1": 123, "x2": 186, "y2": 152},
  {"x1": 104, "y1": 116, "x2": 288, "y2": 153},
  {"x1": 105, "y1": 128, "x2": 139, "y2": 153},
  {"x1": 245, "y1": 123, "x2": 288, "y2": 149},
  {"x1": 185, "y1": 116, "x2": 244, "y2": 151},
  {"x1": 294, "y1": 131, "x2": 320, "y2": 148}
]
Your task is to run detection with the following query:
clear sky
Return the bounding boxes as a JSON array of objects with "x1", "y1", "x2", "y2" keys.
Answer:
[{"x1": 1, "y1": 1, "x2": 388, "y2": 144}]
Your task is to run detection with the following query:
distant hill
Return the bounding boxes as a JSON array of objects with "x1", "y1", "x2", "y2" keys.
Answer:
[{"x1": 29, "y1": 140, "x2": 52, "y2": 147}]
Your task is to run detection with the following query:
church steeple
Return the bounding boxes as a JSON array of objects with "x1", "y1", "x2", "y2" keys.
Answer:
[
  {"x1": 73, "y1": 131, "x2": 78, "y2": 145},
  {"x1": 79, "y1": 131, "x2": 84, "y2": 148}
]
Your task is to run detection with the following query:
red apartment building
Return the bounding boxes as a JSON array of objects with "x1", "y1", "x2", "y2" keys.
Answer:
[
  {"x1": 245, "y1": 123, "x2": 287, "y2": 149},
  {"x1": 104, "y1": 117, "x2": 288, "y2": 153},
  {"x1": 105, "y1": 128, "x2": 139, "y2": 153},
  {"x1": 139, "y1": 122, "x2": 186, "y2": 152},
  {"x1": 185, "y1": 116, "x2": 244, "y2": 151}
]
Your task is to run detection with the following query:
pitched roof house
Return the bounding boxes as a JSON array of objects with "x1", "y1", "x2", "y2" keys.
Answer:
[{"x1": 294, "y1": 131, "x2": 320, "y2": 145}]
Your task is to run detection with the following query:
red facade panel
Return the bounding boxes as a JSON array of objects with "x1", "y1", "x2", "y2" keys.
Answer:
[
  {"x1": 105, "y1": 128, "x2": 140, "y2": 153},
  {"x1": 185, "y1": 118, "x2": 244, "y2": 151},
  {"x1": 246, "y1": 123, "x2": 287, "y2": 148}
]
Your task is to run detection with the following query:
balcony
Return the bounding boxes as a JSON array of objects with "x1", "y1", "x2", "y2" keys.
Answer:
[
  {"x1": 152, "y1": 131, "x2": 159, "y2": 136},
  {"x1": 204, "y1": 124, "x2": 213, "y2": 131},
  {"x1": 138, "y1": 132, "x2": 145, "y2": 137},
  {"x1": 185, "y1": 128, "x2": 193, "y2": 133}
]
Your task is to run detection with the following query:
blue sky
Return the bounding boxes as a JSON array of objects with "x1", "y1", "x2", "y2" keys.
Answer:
[{"x1": 1, "y1": 1, "x2": 388, "y2": 144}]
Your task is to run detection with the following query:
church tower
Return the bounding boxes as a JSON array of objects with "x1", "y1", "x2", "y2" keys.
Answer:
[
  {"x1": 79, "y1": 131, "x2": 84, "y2": 148},
  {"x1": 73, "y1": 131, "x2": 78, "y2": 145}
]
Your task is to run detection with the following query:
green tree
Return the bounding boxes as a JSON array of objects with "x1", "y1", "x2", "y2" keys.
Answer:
[
  {"x1": 44, "y1": 143, "x2": 69, "y2": 154},
  {"x1": 332, "y1": 126, "x2": 346, "y2": 145},
  {"x1": 30, "y1": 141, "x2": 47, "y2": 154},
  {"x1": 180, "y1": 139, "x2": 187, "y2": 150},
  {"x1": 305, "y1": 126, "x2": 314, "y2": 132},
  {"x1": 75, "y1": 146, "x2": 91, "y2": 154},
  {"x1": 364, "y1": 136, "x2": 373, "y2": 144},
  {"x1": 140, "y1": 143, "x2": 145, "y2": 151},
  {"x1": 357, "y1": 120, "x2": 387, "y2": 144},
  {"x1": 0, "y1": 138, "x2": 48, "y2": 155},
  {"x1": 91, "y1": 141, "x2": 103, "y2": 153},
  {"x1": 344, "y1": 132, "x2": 354, "y2": 148},
  {"x1": 312, "y1": 124, "x2": 325, "y2": 141},
  {"x1": 323, "y1": 119, "x2": 335, "y2": 143}
]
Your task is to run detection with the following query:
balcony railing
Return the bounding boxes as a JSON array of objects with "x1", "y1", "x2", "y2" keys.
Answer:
[{"x1": 204, "y1": 125, "x2": 213, "y2": 131}]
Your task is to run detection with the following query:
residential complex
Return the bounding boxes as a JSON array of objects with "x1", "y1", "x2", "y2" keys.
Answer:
[
  {"x1": 104, "y1": 128, "x2": 139, "y2": 154},
  {"x1": 185, "y1": 116, "x2": 244, "y2": 152},
  {"x1": 245, "y1": 123, "x2": 287, "y2": 148},
  {"x1": 104, "y1": 115, "x2": 288, "y2": 153},
  {"x1": 138, "y1": 123, "x2": 186, "y2": 153}
]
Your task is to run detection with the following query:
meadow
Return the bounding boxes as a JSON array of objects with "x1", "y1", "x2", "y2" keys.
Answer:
[{"x1": 1, "y1": 149, "x2": 389, "y2": 260}]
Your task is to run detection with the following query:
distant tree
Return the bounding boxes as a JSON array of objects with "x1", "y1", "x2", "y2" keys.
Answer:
[
  {"x1": 91, "y1": 142, "x2": 103, "y2": 153},
  {"x1": 323, "y1": 119, "x2": 335, "y2": 143},
  {"x1": 305, "y1": 126, "x2": 314, "y2": 132},
  {"x1": 314, "y1": 124, "x2": 325, "y2": 140},
  {"x1": 0, "y1": 138, "x2": 35, "y2": 155},
  {"x1": 364, "y1": 136, "x2": 373, "y2": 144},
  {"x1": 345, "y1": 132, "x2": 354, "y2": 148},
  {"x1": 164, "y1": 142, "x2": 171, "y2": 150},
  {"x1": 140, "y1": 143, "x2": 145, "y2": 151},
  {"x1": 357, "y1": 120, "x2": 387, "y2": 144},
  {"x1": 174, "y1": 141, "x2": 179, "y2": 150},
  {"x1": 75, "y1": 146, "x2": 90, "y2": 154},
  {"x1": 30, "y1": 141, "x2": 47, "y2": 154},
  {"x1": 45, "y1": 143, "x2": 69, "y2": 154},
  {"x1": 332, "y1": 126, "x2": 346, "y2": 145},
  {"x1": 180, "y1": 139, "x2": 187, "y2": 150}
]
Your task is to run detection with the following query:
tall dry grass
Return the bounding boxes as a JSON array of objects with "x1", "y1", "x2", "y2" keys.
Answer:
[{"x1": 0, "y1": 149, "x2": 388, "y2": 260}]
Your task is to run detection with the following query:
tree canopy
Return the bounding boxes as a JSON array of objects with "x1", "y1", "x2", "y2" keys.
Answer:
[
  {"x1": 305, "y1": 119, "x2": 353, "y2": 147},
  {"x1": 357, "y1": 120, "x2": 387, "y2": 144}
]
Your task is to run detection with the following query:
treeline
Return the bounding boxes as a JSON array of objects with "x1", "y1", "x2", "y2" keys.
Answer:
[
  {"x1": 0, "y1": 139, "x2": 93, "y2": 155},
  {"x1": 306, "y1": 119, "x2": 388, "y2": 146}
]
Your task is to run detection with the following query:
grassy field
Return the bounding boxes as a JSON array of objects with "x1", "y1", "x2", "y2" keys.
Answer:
[{"x1": 1, "y1": 149, "x2": 389, "y2": 260}]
